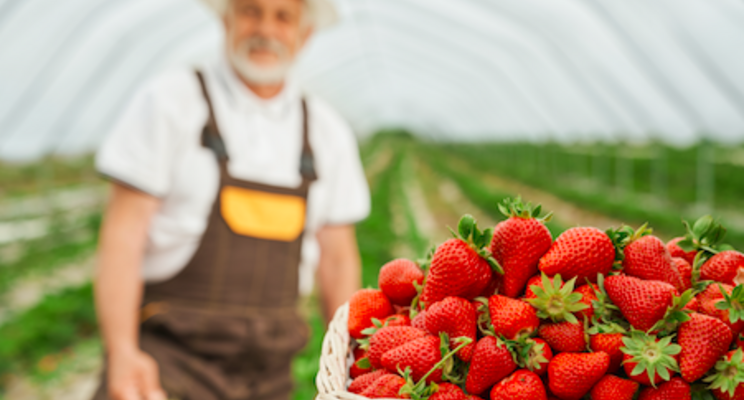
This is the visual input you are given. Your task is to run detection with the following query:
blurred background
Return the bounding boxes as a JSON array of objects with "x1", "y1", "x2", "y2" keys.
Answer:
[{"x1": 0, "y1": 0, "x2": 743, "y2": 398}]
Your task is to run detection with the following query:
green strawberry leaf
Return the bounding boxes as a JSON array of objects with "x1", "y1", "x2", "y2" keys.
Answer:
[
  {"x1": 355, "y1": 357, "x2": 371, "y2": 369},
  {"x1": 705, "y1": 348, "x2": 744, "y2": 397}
]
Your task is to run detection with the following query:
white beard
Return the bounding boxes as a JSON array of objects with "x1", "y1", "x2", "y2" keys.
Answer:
[{"x1": 227, "y1": 36, "x2": 293, "y2": 85}]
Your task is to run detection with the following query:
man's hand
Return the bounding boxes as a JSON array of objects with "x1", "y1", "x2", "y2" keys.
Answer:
[
  {"x1": 316, "y1": 225, "x2": 362, "y2": 321},
  {"x1": 95, "y1": 183, "x2": 162, "y2": 399},
  {"x1": 107, "y1": 347, "x2": 166, "y2": 400}
]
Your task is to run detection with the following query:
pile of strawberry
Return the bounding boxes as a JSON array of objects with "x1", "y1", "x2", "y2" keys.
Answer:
[{"x1": 343, "y1": 197, "x2": 744, "y2": 400}]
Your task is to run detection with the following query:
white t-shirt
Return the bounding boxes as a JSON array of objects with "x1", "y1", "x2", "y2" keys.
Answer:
[{"x1": 96, "y1": 56, "x2": 371, "y2": 295}]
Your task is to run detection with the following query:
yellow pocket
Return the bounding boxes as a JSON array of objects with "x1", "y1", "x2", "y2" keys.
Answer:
[{"x1": 220, "y1": 186, "x2": 306, "y2": 241}]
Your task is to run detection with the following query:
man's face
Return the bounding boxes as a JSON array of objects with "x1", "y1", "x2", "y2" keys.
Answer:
[{"x1": 224, "y1": 0, "x2": 313, "y2": 85}]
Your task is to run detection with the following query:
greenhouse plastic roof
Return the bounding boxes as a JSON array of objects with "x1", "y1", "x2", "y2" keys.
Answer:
[{"x1": 0, "y1": 0, "x2": 743, "y2": 162}]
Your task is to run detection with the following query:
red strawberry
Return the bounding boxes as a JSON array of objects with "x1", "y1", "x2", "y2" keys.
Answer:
[
  {"x1": 421, "y1": 216, "x2": 501, "y2": 307},
  {"x1": 682, "y1": 296, "x2": 699, "y2": 312},
  {"x1": 574, "y1": 284, "x2": 598, "y2": 321},
  {"x1": 638, "y1": 377, "x2": 690, "y2": 400},
  {"x1": 538, "y1": 227, "x2": 615, "y2": 284},
  {"x1": 465, "y1": 336, "x2": 518, "y2": 395},
  {"x1": 381, "y1": 336, "x2": 444, "y2": 383},
  {"x1": 706, "y1": 349, "x2": 744, "y2": 400},
  {"x1": 672, "y1": 257, "x2": 693, "y2": 292},
  {"x1": 348, "y1": 370, "x2": 388, "y2": 394},
  {"x1": 348, "y1": 289, "x2": 394, "y2": 339},
  {"x1": 538, "y1": 321, "x2": 586, "y2": 353},
  {"x1": 350, "y1": 347, "x2": 373, "y2": 378},
  {"x1": 430, "y1": 383, "x2": 467, "y2": 400},
  {"x1": 623, "y1": 233, "x2": 685, "y2": 293},
  {"x1": 678, "y1": 312, "x2": 732, "y2": 383},
  {"x1": 699, "y1": 284, "x2": 744, "y2": 336},
  {"x1": 367, "y1": 326, "x2": 428, "y2": 369},
  {"x1": 412, "y1": 310, "x2": 427, "y2": 330},
  {"x1": 604, "y1": 275, "x2": 676, "y2": 332},
  {"x1": 379, "y1": 259, "x2": 425, "y2": 306},
  {"x1": 360, "y1": 374, "x2": 409, "y2": 398},
  {"x1": 547, "y1": 351, "x2": 609, "y2": 400},
  {"x1": 466, "y1": 396, "x2": 485, "y2": 400},
  {"x1": 524, "y1": 274, "x2": 551, "y2": 299},
  {"x1": 490, "y1": 369, "x2": 547, "y2": 400},
  {"x1": 425, "y1": 297, "x2": 477, "y2": 361},
  {"x1": 488, "y1": 295, "x2": 540, "y2": 339},
  {"x1": 667, "y1": 237, "x2": 697, "y2": 266},
  {"x1": 701, "y1": 251, "x2": 744, "y2": 286},
  {"x1": 523, "y1": 338, "x2": 552, "y2": 376},
  {"x1": 381, "y1": 314, "x2": 411, "y2": 328},
  {"x1": 589, "y1": 375, "x2": 639, "y2": 400},
  {"x1": 589, "y1": 333, "x2": 625, "y2": 374},
  {"x1": 621, "y1": 332, "x2": 680, "y2": 386},
  {"x1": 489, "y1": 198, "x2": 553, "y2": 298}
]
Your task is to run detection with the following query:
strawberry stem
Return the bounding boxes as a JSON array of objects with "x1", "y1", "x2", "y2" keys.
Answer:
[{"x1": 411, "y1": 336, "x2": 473, "y2": 391}]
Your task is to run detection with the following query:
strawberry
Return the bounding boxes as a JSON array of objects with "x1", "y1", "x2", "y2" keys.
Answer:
[
  {"x1": 622, "y1": 230, "x2": 685, "y2": 293},
  {"x1": 348, "y1": 370, "x2": 388, "y2": 394},
  {"x1": 489, "y1": 198, "x2": 553, "y2": 298},
  {"x1": 366, "y1": 326, "x2": 428, "y2": 369},
  {"x1": 420, "y1": 215, "x2": 501, "y2": 307},
  {"x1": 547, "y1": 351, "x2": 609, "y2": 400},
  {"x1": 381, "y1": 314, "x2": 411, "y2": 328},
  {"x1": 379, "y1": 259, "x2": 425, "y2": 306},
  {"x1": 526, "y1": 273, "x2": 588, "y2": 324},
  {"x1": 573, "y1": 283, "x2": 598, "y2": 321},
  {"x1": 667, "y1": 237, "x2": 697, "y2": 266},
  {"x1": 682, "y1": 296, "x2": 699, "y2": 312},
  {"x1": 381, "y1": 336, "x2": 444, "y2": 383},
  {"x1": 350, "y1": 347, "x2": 373, "y2": 378},
  {"x1": 487, "y1": 295, "x2": 540, "y2": 339},
  {"x1": 465, "y1": 336, "x2": 517, "y2": 395},
  {"x1": 637, "y1": 377, "x2": 691, "y2": 400},
  {"x1": 517, "y1": 338, "x2": 552, "y2": 376},
  {"x1": 621, "y1": 331, "x2": 680, "y2": 386},
  {"x1": 430, "y1": 383, "x2": 467, "y2": 400},
  {"x1": 348, "y1": 289, "x2": 394, "y2": 339},
  {"x1": 673, "y1": 257, "x2": 693, "y2": 292},
  {"x1": 677, "y1": 312, "x2": 733, "y2": 383},
  {"x1": 412, "y1": 310, "x2": 427, "y2": 330},
  {"x1": 490, "y1": 369, "x2": 547, "y2": 400},
  {"x1": 589, "y1": 375, "x2": 639, "y2": 400},
  {"x1": 360, "y1": 374, "x2": 409, "y2": 399},
  {"x1": 537, "y1": 321, "x2": 586, "y2": 353},
  {"x1": 706, "y1": 349, "x2": 744, "y2": 400},
  {"x1": 701, "y1": 251, "x2": 744, "y2": 286},
  {"x1": 699, "y1": 284, "x2": 744, "y2": 336},
  {"x1": 524, "y1": 274, "x2": 550, "y2": 299},
  {"x1": 466, "y1": 396, "x2": 485, "y2": 400},
  {"x1": 425, "y1": 297, "x2": 477, "y2": 362},
  {"x1": 538, "y1": 227, "x2": 615, "y2": 284},
  {"x1": 589, "y1": 332, "x2": 625, "y2": 374},
  {"x1": 604, "y1": 275, "x2": 677, "y2": 332}
]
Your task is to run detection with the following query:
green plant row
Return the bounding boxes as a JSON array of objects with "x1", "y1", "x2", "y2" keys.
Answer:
[
  {"x1": 429, "y1": 142, "x2": 744, "y2": 248},
  {"x1": 415, "y1": 144, "x2": 568, "y2": 238}
]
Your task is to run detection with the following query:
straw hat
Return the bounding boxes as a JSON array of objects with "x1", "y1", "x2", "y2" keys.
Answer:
[{"x1": 201, "y1": 0, "x2": 338, "y2": 29}]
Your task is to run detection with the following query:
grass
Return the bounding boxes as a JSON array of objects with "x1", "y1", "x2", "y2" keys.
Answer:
[{"x1": 0, "y1": 156, "x2": 99, "y2": 199}]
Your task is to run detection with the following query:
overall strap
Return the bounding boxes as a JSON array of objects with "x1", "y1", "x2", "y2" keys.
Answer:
[
  {"x1": 195, "y1": 70, "x2": 229, "y2": 162},
  {"x1": 299, "y1": 99, "x2": 318, "y2": 182},
  {"x1": 195, "y1": 69, "x2": 317, "y2": 183}
]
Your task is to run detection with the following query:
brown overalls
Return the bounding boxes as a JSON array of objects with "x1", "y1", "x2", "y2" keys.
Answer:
[{"x1": 93, "y1": 71, "x2": 314, "y2": 400}]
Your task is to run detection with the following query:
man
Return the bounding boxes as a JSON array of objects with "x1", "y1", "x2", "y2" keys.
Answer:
[{"x1": 92, "y1": 0, "x2": 370, "y2": 399}]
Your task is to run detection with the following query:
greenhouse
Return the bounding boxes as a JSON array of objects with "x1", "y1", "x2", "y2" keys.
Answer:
[{"x1": 0, "y1": 0, "x2": 743, "y2": 399}]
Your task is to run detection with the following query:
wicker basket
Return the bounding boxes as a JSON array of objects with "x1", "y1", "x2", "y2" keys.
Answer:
[{"x1": 316, "y1": 303, "x2": 399, "y2": 400}]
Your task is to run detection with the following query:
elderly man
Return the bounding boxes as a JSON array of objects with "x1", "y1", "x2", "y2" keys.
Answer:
[{"x1": 91, "y1": 0, "x2": 369, "y2": 399}]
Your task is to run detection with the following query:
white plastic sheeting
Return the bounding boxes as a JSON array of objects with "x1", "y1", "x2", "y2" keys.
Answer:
[{"x1": 0, "y1": 0, "x2": 743, "y2": 162}]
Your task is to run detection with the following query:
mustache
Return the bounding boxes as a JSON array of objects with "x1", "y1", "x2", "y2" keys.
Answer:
[{"x1": 237, "y1": 36, "x2": 290, "y2": 59}]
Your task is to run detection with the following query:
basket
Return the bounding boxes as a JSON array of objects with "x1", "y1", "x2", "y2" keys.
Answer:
[{"x1": 316, "y1": 303, "x2": 398, "y2": 400}]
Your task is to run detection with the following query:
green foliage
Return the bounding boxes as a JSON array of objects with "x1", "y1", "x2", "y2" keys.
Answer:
[
  {"x1": 705, "y1": 348, "x2": 744, "y2": 397},
  {"x1": 620, "y1": 331, "x2": 681, "y2": 386},
  {"x1": 716, "y1": 284, "x2": 744, "y2": 323},
  {"x1": 526, "y1": 273, "x2": 587, "y2": 324},
  {"x1": 0, "y1": 284, "x2": 97, "y2": 383}
]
